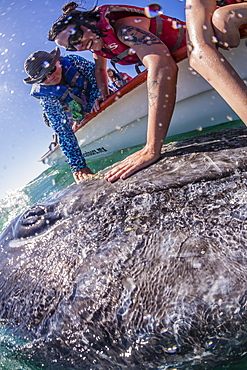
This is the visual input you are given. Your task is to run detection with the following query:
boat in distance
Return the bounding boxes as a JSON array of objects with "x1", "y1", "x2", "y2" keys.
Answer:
[{"x1": 39, "y1": 37, "x2": 247, "y2": 167}]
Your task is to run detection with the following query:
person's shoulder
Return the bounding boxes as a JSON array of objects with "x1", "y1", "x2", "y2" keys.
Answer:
[
  {"x1": 66, "y1": 54, "x2": 93, "y2": 65},
  {"x1": 39, "y1": 95, "x2": 60, "y2": 104}
]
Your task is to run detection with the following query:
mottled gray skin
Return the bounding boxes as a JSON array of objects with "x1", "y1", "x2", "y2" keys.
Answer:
[{"x1": 1, "y1": 126, "x2": 247, "y2": 369}]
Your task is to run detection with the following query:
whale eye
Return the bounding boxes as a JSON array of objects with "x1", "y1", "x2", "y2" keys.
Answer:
[{"x1": 13, "y1": 204, "x2": 62, "y2": 239}]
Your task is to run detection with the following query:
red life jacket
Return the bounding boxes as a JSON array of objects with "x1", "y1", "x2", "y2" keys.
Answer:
[{"x1": 94, "y1": 5, "x2": 186, "y2": 65}]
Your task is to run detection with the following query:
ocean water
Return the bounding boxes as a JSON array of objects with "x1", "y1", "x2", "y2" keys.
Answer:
[{"x1": 0, "y1": 120, "x2": 247, "y2": 369}]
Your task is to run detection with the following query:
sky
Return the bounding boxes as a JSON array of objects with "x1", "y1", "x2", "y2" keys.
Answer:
[{"x1": 0, "y1": 0, "x2": 186, "y2": 199}]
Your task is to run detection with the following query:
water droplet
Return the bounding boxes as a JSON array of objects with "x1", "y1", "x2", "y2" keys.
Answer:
[
  {"x1": 42, "y1": 61, "x2": 50, "y2": 68},
  {"x1": 226, "y1": 115, "x2": 233, "y2": 121},
  {"x1": 167, "y1": 345, "x2": 178, "y2": 353},
  {"x1": 128, "y1": 48, "x2": 135, "y2": 55},
  {"x1": 196, "y1": 126, "x2": 202, "y2": 131},
  {"x1": 211, "y1": 36, "x2": 218, "y2": 44},
  {"x1": 172, "y1": 20, "x2": 182, "y2": 30},
  {"x1": 187, "y1": 42, "x2": 193, "y2": 52},
  {"x1": 160, "y1": 327, "x2": 168, "y2": 333},
  {"x1": 69, "y1": 28, "x2": 76, "y2": 35},
  {"x1": 144, "y1": 3, "x2": 163, "y2": 18}
]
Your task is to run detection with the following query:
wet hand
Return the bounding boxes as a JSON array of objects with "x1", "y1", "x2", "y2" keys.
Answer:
[
  {"x1": 91, "y1": 94, "x2": 109, "y2": 112},
  {"x1": 72, "y1": 122, "x2": 81, "y2": 132},
  {"x1": 73, "y1": 167, "x2": 94, "y2": 184},
  {"x1": 104, "y1": 147, "x2": 161, "y2": 182}
]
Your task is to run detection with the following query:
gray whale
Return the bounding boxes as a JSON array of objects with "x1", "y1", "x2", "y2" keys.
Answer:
[{"x1": 1, "y1": 126, "x2": 247, "y2": 369}]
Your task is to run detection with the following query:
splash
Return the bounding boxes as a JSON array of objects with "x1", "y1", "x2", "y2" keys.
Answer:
[
  {"x1": 144, "y1": 3, "x2": 163, "y2": 18},
  {"x1": 0, "y1": 188, "x2": 30, "y2": 233}
]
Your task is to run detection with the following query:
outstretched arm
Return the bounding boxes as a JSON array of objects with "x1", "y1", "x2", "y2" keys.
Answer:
[
  {"x1": 186, "y1": 0, "x2": 247, "y2": 125},
  {"x1": 41, "y1": 97, "x2": 93, "y2": 183},
  {"x1": 104, "y1": 16, "x2": 178, "y2": 182}
]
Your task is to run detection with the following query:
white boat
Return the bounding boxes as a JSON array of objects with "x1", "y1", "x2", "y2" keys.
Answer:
[{"x1": 39, "y1": 38, "x2": 247, "y2": 166}]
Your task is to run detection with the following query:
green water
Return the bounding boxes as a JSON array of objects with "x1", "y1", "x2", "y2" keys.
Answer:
[{"x1": 0, "y1": 120, "x2": 246, "y2": 369}]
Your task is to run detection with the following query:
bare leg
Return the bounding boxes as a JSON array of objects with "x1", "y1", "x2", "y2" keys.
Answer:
[
  {"x1": 186, "y1": 0, "x2": 247, "y2": 125},
  {"x1": 213, "y1": 3, "x2": 247, "y2": 47}
]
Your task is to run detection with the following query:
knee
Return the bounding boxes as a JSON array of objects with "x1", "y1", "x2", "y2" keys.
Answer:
[
  {"x1": 212, "y1": 8, "x2": 240, "y2": 48},
  {"x1": 187, "y1": 44, "x2": 215, "y2": 74},
  {"x1": 187, "y1": 44, "x2": 205, "y2": 72}
]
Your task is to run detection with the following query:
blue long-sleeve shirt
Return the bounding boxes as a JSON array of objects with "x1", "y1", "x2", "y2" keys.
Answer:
[{"x1": 38, "y1": 55, "x2": 99, "y2": 172}]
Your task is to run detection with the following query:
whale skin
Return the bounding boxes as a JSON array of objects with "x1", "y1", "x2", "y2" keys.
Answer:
[{"x1": 0, "y1": 126, "x2": 247, "y2": 369}]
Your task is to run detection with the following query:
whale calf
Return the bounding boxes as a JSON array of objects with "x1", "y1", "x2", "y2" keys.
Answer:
[{"x1": 0, "y1": 126, "x2": 247, "y2": 369}]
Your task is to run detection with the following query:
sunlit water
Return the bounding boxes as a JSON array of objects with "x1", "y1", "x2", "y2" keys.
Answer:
[{"x1": 0, "y1": 120, "x2": 247, "y2": 369}]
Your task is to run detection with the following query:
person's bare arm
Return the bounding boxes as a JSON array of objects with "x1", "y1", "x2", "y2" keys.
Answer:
[
  {"x1": 186, "y1": 0, "x2": 247, "y2": 125},
  {"x1": 105, "y1": 16, "x2": 178, "y2": 182}
]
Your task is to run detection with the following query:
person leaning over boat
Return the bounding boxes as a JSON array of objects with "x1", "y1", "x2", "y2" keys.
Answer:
[
  {"x1": 47, "y1": 2, "x2": 187, "y2": 182},
  {"x1": 186, "y1": 0, "x2": 247, "y2": 126},
  {"x1": 23, "y1": 47, "x2": 101, "y2": 184},
  {"x1": 107, "y1": 68, "x2": 132, "y2": 93}
]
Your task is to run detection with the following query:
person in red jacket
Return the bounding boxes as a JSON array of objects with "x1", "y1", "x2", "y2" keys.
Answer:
[
  {"x1": 186, "y1": 0, "x2": 247, "y2": 126},
  {"x1": 48, "y1": 2, "x2": 186, "y2": 182}
]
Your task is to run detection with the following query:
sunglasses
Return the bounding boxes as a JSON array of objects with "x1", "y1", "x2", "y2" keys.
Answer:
[
  {"x1": 39, "y1": 65, "x2": 57, "y2": 83},
  {"x1": 66, "y1": 25, "x2": 84, "y2": 51}
]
